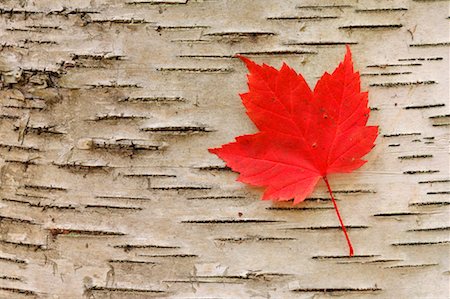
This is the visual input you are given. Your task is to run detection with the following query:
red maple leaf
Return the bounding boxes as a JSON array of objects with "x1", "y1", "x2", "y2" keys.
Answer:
[{"x1": 209, "y1": 46, "x2": 378, "y2": 256}]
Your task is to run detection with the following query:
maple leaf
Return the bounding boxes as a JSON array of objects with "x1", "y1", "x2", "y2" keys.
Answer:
[{"x1": 209, "y1": 46, "x2": 378, "y2": 256}]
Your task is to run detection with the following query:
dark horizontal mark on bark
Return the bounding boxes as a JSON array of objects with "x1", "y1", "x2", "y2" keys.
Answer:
[
  {"x1": 355, "y1": 8, "x2": 408, "y2": 12},
  {"x1": 427, "y1": 191, "x2": 450, "y2": 195},
  {"x1": 156, "y1": 67, "x2": 233, "y2": 73},
  {"x1": 404, "y1": 103, "x2": 445, "y2": 110},
  {"x1": 181, "y1": 219, "x2": 281, "y2": 224},
  {"x1": 53, "y1": 162, "x2": 111, "y2": 171},
  {"x1": 71, "y1": 54, "x2": 125, "y2": 61},
  {"x1": 195, "y1": 165, "x2": 231, "y2": 171},
  {"x1": 0, "y1": 143, "x2": 40, "y2": 152},
  {"x1": 0, "y1": 114, "x2": 20, "y2": 120},
  {"x1": 236, "y1": 50, "x2": 317, "y2": 56},
  {"x1": 305, "y1": 197, "x2": 334, "y2": 201},
  {"x1": 86, "y1": 83, "x2": 142, "y2": 89},
  {"x1": 0, "y1": 256, "x2": 27, "y2": 264},
  {"x1": 409, "y1": 201, "x2": 449, "y2": 207},
  {"x1": 388, "y1": 143, "x2": 400, "y2": 147},
  {"x1": 284, "y1": 41, "x2": 358, "y2": 46},
  {"x1": 0, "y1": 239, "x2": 46, "y2": 250},
  {"x1": 361, "y1": 71, "x2": 412, "y2": 76},
  {"x1": 205, "y1": 32, "x2": 276, "y2": 37},
  {"x1": 333, "y1": 189, "x2": 375, "y2": 194},
  {"x1": 340, "y1": 24, "x2": 402, "y2": 29},
  {"x1": 17, "y1": 67, "x2": 61, "y2": 76},
  {"x1": 312, "y1": 254, "x2": 379, "y2": 260},
  {"x1": 26, "y1": 25, "x2": 62, "y2": 30},
  {"x1": 125, "y1": 0, "x2": 188, "y2": 5},
  {"x1": 87, "y1": 114, "x2": 148, "y2": 121},
  {"x1": 296, "y1": 4, "x2": 352, "y2": 9},
  {"x1": 398, "y1": 154, "x2": 433, "y2": 159},
  {"x1": 13, "y1": 124, "x2": 65, "y2": 135},
  {"x1": 410, "y1": 42, "x2": 450, "y2": 47},
  {"x1": 47, "y1": 228, "x2": 126, "y2": 237},
  {"x1": 186, "y1": 195, "x2": 245, "y2": 200},
  {"x1": 2, "y1": 104, "x2": 45, "y2": 110},
  {"x1": 96, "y1": 195, "x2": 152, "y2": 201},
  {"x1": 162, "y1": 279, "x2": 242, "y2": 284},
  {"x1": 85, "y1": 204, "x2": 142, "y2": 210},
  {"x1": 123, "y1": 173, "x2": 176, "y2": 177},
  {"x1": 267, "y1": 206, "x2": 333, "y2": 211},
  {"x1": 267, "y1": 16, "x2": 339, "y2": 21},
  {"x1": 85, "y1": 286, "x2": 165, "y2": 293},
  {"x1": 0, "y1": 8, "x2": 99, "y2": 16},
  {"x1": 20, "y1": 39, "x2": 58, "y2": 45},
  {"x1": 119, "y1": 96, "x2": 186, "y2": 103},
  {"x1": 0, "y1": 214, "x2": 37, "y2": 225},
  {"x1": 369, "y1": 80, "x2": 436, "y2": 87},
  {"x1": 0, "y1": 8, "x2": 40, "y2": 15},
  {"x1": 286, "y1": 225, "x2": 368, "y2": 231},
  {"x1": 21, "y1": 205, "x2": 77, "y2": 214},
  {"x1": 0, "y1": 287, "x2": 37, "y2": 296},
  {"x1": 23, "y1": 184, "x2": 67, "y2": 192},
  {"x1": 432, "y1": 123, "x2": 450, "y2": 127},
  {"x1": 63, "y1": 63, "x2": 115, "y2": 70},
  {"x1": 215, "y1": 236, "x2": 296, "y2": 242},
  {"x1": 385, "y1": 263, "x2": 438, "y2": 269},
  {"x1": 138, "y1": 253, "x2": 197, "y2": 258},
  {"x1": 155, "y1": 25, "x2": 209, "y2": 31},
  {"x1": 0, "y1": 42, "x2": 28, "y2": 49},
  {"x1": 364, "y1": 259, "x2": 403, "y2": 264},
  {"x1": 367, "y1": 63, "x2": 422, "y2": 68},
  {"x1": 408, "y1": 226, "x2": 450, "y2": 232},
  {"x1": 337, "y1": 259, "x2": 403, "y2": 265},
  {"x1": 87, "y1": 18, "x2": 153, "y2": 25},
  {"x1": 418, "y1": 179, "x2": 449, "y2": 184},
  {"x1": 429, "y1": 114, "x2": 450, "y2": 119},
  {"x1": 291, "y1": 287, "x2": 382, "y2": 293},
  {"x1": 382, "y1": 132, "x2": 421, "y2": 137},
  {"x1": 403, "y1": 170, "x2": 439, "y2": 174},
  {"x1": 2, "y1": 198, "x2": 76, "y2": 210},
  {"x1": 150, "y1": 186, "x2": 211, "y2": 190},
  {"x1": 193, "y1": 273, "x2": 291, "y2": 280},
  {"x1": 7, "y1": 25, "x2": 61, "y2": 32},
  {"x1": 6, "y1": 27, "x2": 36, "y2": 32},
  {"x1": 177, "y1": 54, "x2": 234, "y2": 59},
  {"x1": 140, "y1": 126, "x2": 213, "y2": 133},
  {"x1": 392, "y1": 241, "x2": 450, "y2": 246},
  {"x1": 108, "y1": 259, "x2": 157, "y2": 264},
  {"x1": 398, "y1": 57, "x2": 443, "y2": 61},
  {"x1": 171, "y1": 39, "x2": 211, "y2": 43},
  {"x1": 0, "y1": 275, "x2": 22, "y2": 281},
  {"x1": 55, "y1": 7, "x2": 100, "y2": 15},
  {"x1": 373, "y1": 212, "x2": 423, "y2": 217},
  {"x1": 114, "y1": 244, "x2": 180, "y2": 251},
  {"x1": 89, "y1": 139, "x2": 164, "y2": 151}
]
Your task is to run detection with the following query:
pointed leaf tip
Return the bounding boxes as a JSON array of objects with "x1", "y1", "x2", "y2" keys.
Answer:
[
  {"x1": 208, "y1": 147, "x2": 219, "y2": 155},
  {"x1": 236, "y1": 54, "x2": 253, "y2": 67},
  {"x1": 344, "y1": 45, "x2": 353, "y2": 63},
  {"x1": 345, "y1": 44, "x2": 352, "y2": 53}
]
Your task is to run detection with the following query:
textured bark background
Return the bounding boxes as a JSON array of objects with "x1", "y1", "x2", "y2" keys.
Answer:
[{"x1": 0, "y1": 0, "x2": 449, "y2": 298}]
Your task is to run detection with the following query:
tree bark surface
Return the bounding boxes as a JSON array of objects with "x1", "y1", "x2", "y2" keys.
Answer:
[{"x1": 0, "y1": 0, "x2": 448, "y2": 298}]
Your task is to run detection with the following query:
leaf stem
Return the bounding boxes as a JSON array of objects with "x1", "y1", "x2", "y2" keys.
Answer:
[{"x1": 323, "y1": 176, "x2": 354, "y2": 257}]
